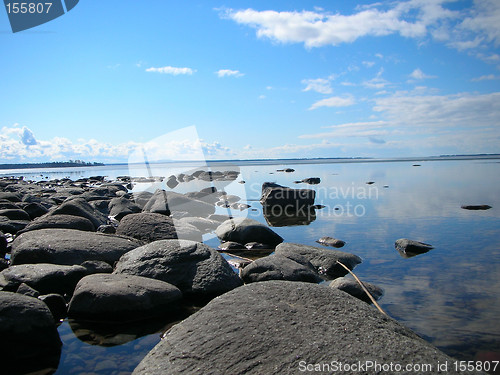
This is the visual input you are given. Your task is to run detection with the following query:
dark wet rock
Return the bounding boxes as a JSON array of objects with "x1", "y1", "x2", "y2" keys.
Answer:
[
  {"x1": 90, "y1": 199, "x2": 111, "y2": 216},
  {"x1": 301, "y1": 177, "x2": 321, "y2": 184},
  {"x1": 218, "y1": 241, "x2": 245, "y2": 251},
  {"x1": 97, "y1": 224, "x2": 116, "y2": 234},
  {"x1": 0, "y1": 192, "x2": 23, "y2": 202},
  {"x1": 461, "y1": 204, "x2": 492, "y2": 210},
  {"x1": 114, "y1": 239, "x2": 243, "y2": 296},
  {"x1": 49, "y1": 197, "x2": 109, "y2": 229},
  {"x1": 11, "y1": 228, "x2": 141, "y2": 266},
  {"x1": 395, "y1": 238, "x2": 434, "y2": 258},
  {"x1": 80, "y1": 260, "x2": 113, "y2": 274},
  {"x1": 166, "y1": 176, "x2": 179, "y2": 189},
  {"x1": 18, "y1": 214, "x2": 95, "y2": 234},
  {"x1": 16, "y1": 282, "x2": 40, "y2": 298},
  {"x1": 0, "y1": 200, "x2": 20, "y2": 209},
  {"x1": 39, "y1": 293, "x2": 68, "y2": 321},
  {"x1": 109, "y1": 196, "x2": 142, "y2": 220},
  {"x1": 0, "y1": 230, "x2": 7, "y2": 252},
  {"x1": 330, "y1": 277, "x2": 384, "y2": 304},
  {"x1": 21, "y1": 202, "x2": 49, "y2": 219},
  {"x1": 0, "y1": 263, "x2": 88, "y2": 295},
  {"x1": 260, "y1": 182, "x2": 315, "y2": 208},
  {"x1": 0, "y1": 216, "x2": 29, "y2": 234},
  {"x1": 215, "y1": 217, "x2": 283, "y2": 247},
  {"x1": 116, "y1": 212, "x2": 177, "y2": 243},
  {"x1": 68, "y1": 273, "x2": 183, "y2": 322},
  {"x1": 0, "y1": 258, "x2": 7, "y2": 272},
  {"x1": 240, "y1": 254, "x2": 322, "y2": 283},
  {"x1": 275, "y1": 242, "x2": 362, "y2": 279},
  {"x1": 366, "y1": 181, "x2": 375, "y2": 185},
  {"x1": 0, "y1": 291, "x2": 62, "y2": 375},
  {"x1": 133, "y1": 281, "x2": 474, "y2": 375},
  {"x1": 0, "y1": 208, "x2": 31, "y2": 221},
  {"x1": 142, "y1": 189, "x2": 171, "y2": 215},
  {"x1": 316, "y1": 236, "x2": 346, "y2": 248},
  {"x1": 132, "y1": 191, "x2": 154, "y2": 208},
  {"x1": 277, "y1": 168, "x2": 295, "y2": 172}
]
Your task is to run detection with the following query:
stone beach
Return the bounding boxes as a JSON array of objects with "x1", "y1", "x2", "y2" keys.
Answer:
[{"x1": 0, "y1": 171, "x2": 488, "y2": 374}]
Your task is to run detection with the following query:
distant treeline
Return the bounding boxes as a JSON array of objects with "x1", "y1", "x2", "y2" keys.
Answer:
[{"x1": 0, "y1": 160, "x2": 104, "y2": 170}]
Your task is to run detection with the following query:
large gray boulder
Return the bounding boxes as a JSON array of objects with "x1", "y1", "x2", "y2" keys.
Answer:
[
  {"x1": 114, "y1": 239, "x2": 242, "y2": 296},
  {"x1": 275, "y1": 242, "x2": 362, "y2": 279},
  {"x1": 18, "y1": 213, "x2": 95, "y2": 234},
  {"x1": 240, "y1": 254, "x2": 322, "y2": 284},
  {"x1": 11, "y1": 228, "x2": 141, "y2": 266},
  {"x1": 109, "y1": 196, "x2": 142, "y2": 220},
  {"x1": 0, "y1": 263, "x2": 88, "y2": 295},
  {"x1": 48, "y1": 197, "x2": 108, "y2": 228},
  {"x1": 133, "y1": 281, "x2": 481, "y2": 375},
  {"x1": 215, "y1": 217, "x2": 283, "y2": 247},
  {"x1": 143, "y1": 190, "x2": 216, "y2": 217},
  {"x1": 330, "y1": 277, "x2": 384, "y2": 304},
  {"x1": 0, "y1": 291, "x2": 62, "y2": 375},
  {"x1": 68, "y1": 273, "x2": 182, "y2": 322},
  {"x1": 0, "y1": 208, "x2": 31, "y2": 221},
  {"x1": 115, "y1": 212, "x2": 178, "y2": 243},
  {"x1": 260, "y1": 182, "x2": 315, "y2": 208}
]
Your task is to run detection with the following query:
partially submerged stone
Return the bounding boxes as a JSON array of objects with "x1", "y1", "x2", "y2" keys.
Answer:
[
  {"x1": 395, "y1": 238, "x2": 433, "y2": 258},
  {"x1": 215, "y1": 217, "x2": 283, "y2": 247},
  {"x1": 68, "y1": 274, "x2": 182, "y2": 322},
  {"x1": 329, "y1": 277, "x2": 384, "y2": 304}
]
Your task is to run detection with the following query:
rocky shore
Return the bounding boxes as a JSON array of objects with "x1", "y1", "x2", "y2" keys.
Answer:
[{"x1": 0, "y1": 173, "x2": 485, "y2": 374}]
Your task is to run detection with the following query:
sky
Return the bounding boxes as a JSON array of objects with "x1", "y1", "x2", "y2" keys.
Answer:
[{"x1": 1, "y1": 0, "x2": 500, "y2": 163}]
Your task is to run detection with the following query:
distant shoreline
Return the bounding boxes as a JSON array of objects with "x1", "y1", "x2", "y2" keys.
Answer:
[
  {"x1": 0, "y1": 161, "x2": 105, "y2": 170},
  {"x1": 0, "y1": 154, "x2": 499, "y2": 170}
]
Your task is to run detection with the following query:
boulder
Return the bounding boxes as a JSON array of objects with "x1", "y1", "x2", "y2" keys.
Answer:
[
  {"x1": 0, "y1": 230, "x2": 7, "y2": 252},
  {"x1": 172, "y1": 219, "x2": 203, "y2": 242},
  {"x1": 240, "y1": 254, "x2": 322, "y2": 284},
  {"x1": 38, "y1": 293, "x2": 67, "y2": 321},
  {"x1": 108, "y1": 196, "x2": 142, "y2": 220},
  {"x1": 0, "y1": 192, "x2": 23, "y2": 202},
  {"x1": 133, "y1": 281, "x2": 479, "y2": 375},
  {"x1": 316, "y1": 236, "x2": 346, "y2": 248},
  {"x1": 142, "y1": 189, "x2": 171, "y2": 215},
  {"x1": 330, "y1": 277, "x2": 384, "y2": 304},
  {"x1": 21, "y1": 202, "x2": 49, "y2": 219},
  {"x1": 68, "y1": 273, "x2": 182, "y2": 322},
  {"x1": 275, "y1": 243, "x2": 362, "y2": 279},
  {"x1": 0, "y1": 208, "x2": 31, "y2": 221},
  {"x1": 0, "y1": 291, "x2": 62, "y2": 375},
  {"x1": 176, "y1": 217, "x2": 220, "y2": 233},
  {"x1": 0, "y1": 263, "x2": 89, "y2": 295},
  {"x1": 0, "y1": 216, "x2": 29, "y2": 234},
  {"x1": 114, "y1": 239, "x2": 242, "y2": 296},
  {"x1": 395, "y1": 239, "x2": 433, "y2": 258},
  {"x1": 300, "y1": 177, "x2": 321, "y2": 184},
  {"x1": 16, "y1": 282, "x2": 40, "y2": 298},
  {"x1": 215, "y1": 217, "x2": 283, "y2": 247},
  {"x1": 18, "y1": 214, "x2": 95, "y2": 234},
  {"x1": 260, "y1": 182, "x2": 315, "y2": 208},
  {"x1": 48, "y1": 197, "x2": 108, "y2": 228},
  {"x1": 11, "y1": 228, "x2": 141, "y2": 266},
  {"x1": 116, "y1": 212, "x2": 178, "y2": 243}
]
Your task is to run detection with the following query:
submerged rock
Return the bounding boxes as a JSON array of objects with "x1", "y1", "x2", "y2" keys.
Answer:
[
  {"x1": 240, "y1": 254, "x2": 322, "y2": 284},
  {"x1": 114, "y1": 239, "x2": 242, "y2": 296},
  {"x1": 395, "y1": 238, "x2": 433, "y2": 258},
  {"x1": 275, "y1": 242, "x2": 362, "y2": 279},
  {"x1": 68, "y1": 273, "x2": 182, "y2": 322},
  {"x1": 461, "y1": 205, "x2": 492, "y2": 210},
  {"x1": 329, "y1": 277, "x2": 384, "y2": 304},
  {"x1": 215, "y1": 217, "x2": 283, "y2": 247},
  {"x1": 133, "y1": 281, "x2": 476, "y2": 375},
  {"x1": 316, "y1": 236, "x2": 346, "y2": 248}
]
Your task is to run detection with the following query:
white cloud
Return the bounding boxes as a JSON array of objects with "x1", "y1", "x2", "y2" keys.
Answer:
[
  {"x1": 309, "y1": 95, "x2": 355, "y2": 110},
  {"x1": 224, "y1": 2, "x2": 500, "y2": 58},
  {"x1": 373, "y1": 91, "x2": 500, "y2": 129},
  {"x1": 363, "y1": 68, "x2": 390, "y2": 89},
  {"x1": 216, "y1": 69, "x2": 244, "y2": 78},
  {"x1": 471, "y1": 74, "x2": 500, "y2": 81},
  {"x1": 301, "y1": 77, "x2": 333, "y2": 94},
  {"x1": 409, "y1": 68, "x2": 437, "y2": 80},
  {"x1": 146, "y1": 66, "x2": 195, "y2": 75},
  {"x1": 363, "y1": 61, "x2": 376, "y2": 67}
]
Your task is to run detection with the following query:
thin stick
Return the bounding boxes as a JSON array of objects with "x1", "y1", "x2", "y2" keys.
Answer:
[{"x1": 336, "y1": 260, "x2": 389, "y2": 317}]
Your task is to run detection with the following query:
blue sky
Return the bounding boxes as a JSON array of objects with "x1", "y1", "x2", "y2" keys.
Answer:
[{"x1": 1, "y1": 0, "x2": 499, "y2": 162}]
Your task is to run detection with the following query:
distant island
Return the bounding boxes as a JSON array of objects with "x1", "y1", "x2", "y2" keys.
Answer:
[{"x1": 0, "y1": 160, "x2": 105, "y2": 170}]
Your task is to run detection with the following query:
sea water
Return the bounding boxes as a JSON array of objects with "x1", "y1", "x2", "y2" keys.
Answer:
[{"x1": 2, "y1": 158, "x2": 500, "y2": 373}]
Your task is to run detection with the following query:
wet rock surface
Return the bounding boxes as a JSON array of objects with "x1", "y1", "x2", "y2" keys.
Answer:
[
  {"x1": 68, "y1": 273, "x2": 183, "y2": 322},
  {"x1": 133, "y1": 281, "x2": 479, "y2": 375},
  {"x1": 114, "y1": 239, "x2": 243, "y2": 296},
  {"x1": 215, "y1": 217, "x2": 283, "y2": 247}
]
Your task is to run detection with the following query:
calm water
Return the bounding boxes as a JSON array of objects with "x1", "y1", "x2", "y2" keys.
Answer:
[{"x1": 3, "y1": 158, "x2": 500, "y2": 374}]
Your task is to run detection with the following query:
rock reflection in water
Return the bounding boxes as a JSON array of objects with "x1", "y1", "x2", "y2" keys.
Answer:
[{"x1": 263, "y1": 206, "x2": 316, "y2": 227}]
